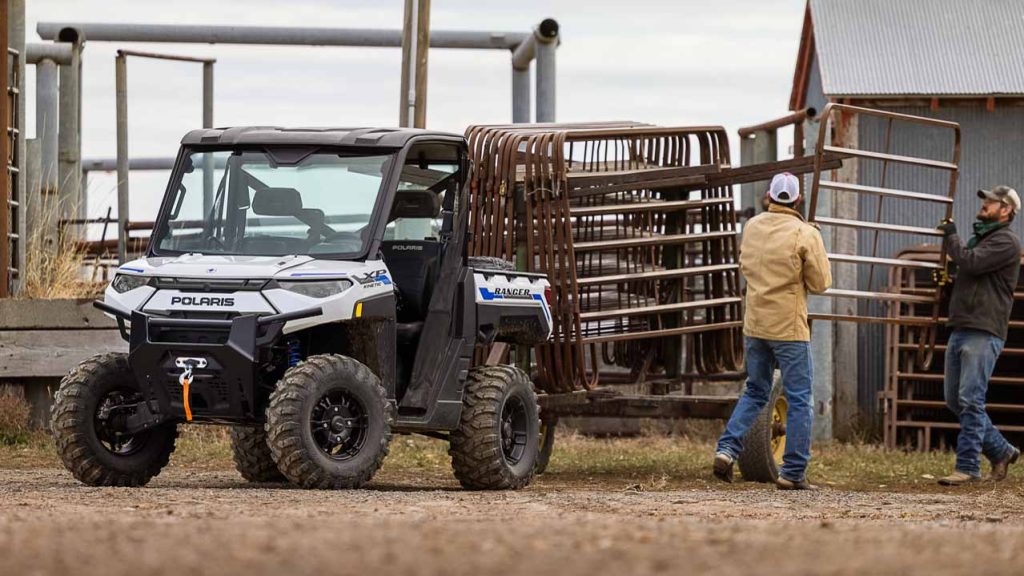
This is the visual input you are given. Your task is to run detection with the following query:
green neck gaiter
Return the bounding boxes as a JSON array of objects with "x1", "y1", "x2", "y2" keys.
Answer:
[{"x1": 968, "y1": 221, "x2": 1009, "y2": 248}]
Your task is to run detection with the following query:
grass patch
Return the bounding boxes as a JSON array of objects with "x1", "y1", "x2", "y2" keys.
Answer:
[
  {"x1": 0, "y1": 391, "x2": 33, "y2": 446},
  {"x1": 0, "y1": 430, "x2": 58, "y2": 468},
  {"x1": 18, "y1": 191, "x2": 105, "y2": 299},
  {"x1": 1, "y1": 424, "x2": 1019, "y2": 492},
  {"x1": 169, "y1": 426, "x2": 234, "y2": 470}
]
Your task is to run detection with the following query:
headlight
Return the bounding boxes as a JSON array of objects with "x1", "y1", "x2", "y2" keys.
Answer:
[
  {"x1": 111, "y1": 274, "x2": 148, "y2": 293},
  {"x1": 278, "y1": 279, "x2": 353, "y2": 299}
]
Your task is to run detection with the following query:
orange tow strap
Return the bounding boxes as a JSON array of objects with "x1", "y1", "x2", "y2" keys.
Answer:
[
  {"x1": 182, "y1": 375, "x2": 192, "y2": 421},
  {"x1": 178, "y1": 366, "x2": 194, "y2": 422}
]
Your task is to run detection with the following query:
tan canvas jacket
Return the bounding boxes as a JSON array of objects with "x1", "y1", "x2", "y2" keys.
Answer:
[{"x1": 740, "y1": 204, "x2": 832, "y2": 341}]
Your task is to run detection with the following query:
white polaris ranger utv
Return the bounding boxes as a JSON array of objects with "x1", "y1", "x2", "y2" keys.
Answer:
[{"x1": 51, "y1": 127, "x2": 553, "y2": 490}]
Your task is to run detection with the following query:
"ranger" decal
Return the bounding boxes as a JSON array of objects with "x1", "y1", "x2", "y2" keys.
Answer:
[
  {"x1": 494, "y1": 287, "x2": 531, "y2": 298},
  {"x1": 170, "y1": 296, "x2": 236, "y2": 307}
]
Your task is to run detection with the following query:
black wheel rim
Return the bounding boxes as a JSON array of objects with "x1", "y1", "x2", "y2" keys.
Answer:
[
  {"x1": 94, "y1": 389, "x2": 149, "y2": 456},
  {"x1": 310, "y1": 389, "x2": 368, "y2": 461},
  {"x1": 500, "y1": 395, "x2": 529, "y2": 466}
]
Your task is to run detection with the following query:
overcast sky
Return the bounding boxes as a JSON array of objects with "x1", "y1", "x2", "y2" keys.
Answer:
[{"x1": 24, "y1": 0, "x2": 807, "y2": 222}]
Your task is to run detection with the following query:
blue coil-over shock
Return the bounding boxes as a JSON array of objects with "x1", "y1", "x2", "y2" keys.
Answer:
[{"x1": 287, "y1": 337, "x2": 302, "y2": 367}]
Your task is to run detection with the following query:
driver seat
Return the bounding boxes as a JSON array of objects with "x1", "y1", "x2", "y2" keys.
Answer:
[
  {"x1": 380, "y1": 189, "x2": 443, "y2": 396},
  {"x1": 380, "y1": 189, "x2": 443, "y2": 325}
]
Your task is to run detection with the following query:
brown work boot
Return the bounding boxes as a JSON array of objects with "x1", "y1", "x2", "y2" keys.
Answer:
[
  {"x1": 986, "y1": 446, "x2": 1020, "y2": 482},
  {"x1": 937, "y1": 471, "x2": 980, "y2": 486},
  {"x1": 776, "y1": 476, "x2": 819, "y2": 491},
  {"x1": 713, "y1": 452, "x2": 735, "y2": 483}
]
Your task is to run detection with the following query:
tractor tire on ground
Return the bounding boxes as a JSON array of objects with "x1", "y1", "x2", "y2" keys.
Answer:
[
  {"x1": 50, "y1": 352, "x2": 178, "y2": 487},
  {"x1": 467, "y1": 256, "x2": 516, "y2": 272},
  {"x1": 266, "y1": 354, "x2": 391, "y2": 489},
  {"x1": 230, "y1": 425, "x2": 286, "y2": 483},
  {"x1": 449, "y1": 365, "x2": 540, "y2": 490},
  {"x1": 737, "y1": 371, "x2": 786, "y2": 483},
  {"x1": 535, "y1": 418, "x2": 557, "y2": 475}
]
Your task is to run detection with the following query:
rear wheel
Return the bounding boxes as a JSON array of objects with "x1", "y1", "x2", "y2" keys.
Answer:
[
  {"x1": 266, "y1": 354, "x2": 391, "y2": 489},
  {"x1": 449, "y1": 365, "x2": 539, "y2": 490},
  {"x1": 737, "y1": 371, "x2": 787, "y2": 482},
  {"x1": 51, "y1": 352, "x2": 178, "y2": 487},
  {"x1": 230, "y1": 425, "x2": 286, "y2": 483}
]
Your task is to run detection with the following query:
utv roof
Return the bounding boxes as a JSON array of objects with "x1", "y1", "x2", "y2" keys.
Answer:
[{"x1": 181, "y1": 126, "x2": 464, "y2": 148}]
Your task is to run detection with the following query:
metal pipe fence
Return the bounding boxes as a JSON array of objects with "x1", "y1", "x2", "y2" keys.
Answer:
[{"x1": 114, "y1": 49, "x2": 215, "y2": 263}]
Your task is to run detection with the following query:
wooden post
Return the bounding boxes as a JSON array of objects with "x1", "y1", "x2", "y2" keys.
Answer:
[
  {"x1": 397, "y1": 0, "x2": 413, "y2": 127},
  {"x1": 412, "y1": 0, "x2": 430, "y2": 129}
]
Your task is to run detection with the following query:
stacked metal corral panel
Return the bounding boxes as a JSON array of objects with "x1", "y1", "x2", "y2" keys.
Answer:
[
  {"x1": 465, "y1": 122, "x2": 746, "y2": 399},
  {"x1": 882, "y1": 245, "x2": 1024, "y2": 450}
]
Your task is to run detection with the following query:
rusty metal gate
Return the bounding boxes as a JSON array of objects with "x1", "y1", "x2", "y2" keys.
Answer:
[
  {"x1": 882, "y1": 245, "x2": 1024, "y2": 450},
  {"x1": 808, "y1": 103, "x2": 961, "y2": 367}
]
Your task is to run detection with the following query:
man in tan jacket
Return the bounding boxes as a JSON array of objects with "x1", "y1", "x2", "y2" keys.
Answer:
[{"x1": 713, "y1": 172, "x2": 832, "y2": 490}]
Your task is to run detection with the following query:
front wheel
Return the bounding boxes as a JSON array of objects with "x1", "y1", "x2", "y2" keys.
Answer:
[
  {"x1": 266, "y1": 354, "x2": 392, "y2": 489},
  {"x1": 449, "y1": 365, "x2": 540, "y2": 490},
  {"x1": 51, "y1": 352, "x2": 178, "y2": 487}
]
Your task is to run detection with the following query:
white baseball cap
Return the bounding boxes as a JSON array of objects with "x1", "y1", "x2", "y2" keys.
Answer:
[
  {"x1": 978, "y1": 185, "x2": 1021, "y2": 213},
  {"x1": 769, "y1": 172, "x2": 800, "y2": 203}
]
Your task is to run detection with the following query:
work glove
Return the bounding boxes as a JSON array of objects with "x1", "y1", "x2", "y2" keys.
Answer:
[{"x1": 937, "y1": 218, "x2": 957, "y2": 237}]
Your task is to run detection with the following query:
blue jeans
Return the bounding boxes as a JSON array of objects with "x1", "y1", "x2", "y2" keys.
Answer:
[
  {"x1": 716, "y1": 337, "x2": 813, "y2": 482},
  {"x1": 944, "y1": 328, "x2": 1015, "y2": 476}
]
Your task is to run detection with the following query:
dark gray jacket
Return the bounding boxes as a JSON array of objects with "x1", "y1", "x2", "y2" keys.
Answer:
[{"x1": 946, "y1": 225, "x2": 1021, "y2": 341}]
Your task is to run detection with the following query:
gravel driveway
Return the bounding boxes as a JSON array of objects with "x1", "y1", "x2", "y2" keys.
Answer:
[{"x1": 1, "y1": 468, "x2": 1022, "y2": 576}]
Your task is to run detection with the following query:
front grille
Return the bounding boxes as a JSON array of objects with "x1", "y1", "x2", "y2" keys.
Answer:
[
  {"x1": 162, "y1": 310, "x2": 239, "y2": 321},
  {"x1": 150, "y1": 277, "x2": 267, "y2": 292}
]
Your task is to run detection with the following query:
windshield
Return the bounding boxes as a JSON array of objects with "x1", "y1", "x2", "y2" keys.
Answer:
[{"x1": 153, "y1": 148, "x2": 393, "y2": 257}]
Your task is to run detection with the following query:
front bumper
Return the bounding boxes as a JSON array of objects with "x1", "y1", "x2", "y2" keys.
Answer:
[{"x1": 96, "y1": 301, "x2": 321, "y2": 423}]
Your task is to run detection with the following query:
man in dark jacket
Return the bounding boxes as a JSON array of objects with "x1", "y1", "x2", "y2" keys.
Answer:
[{"x1": 935, "y1": 185, "x2": 1022, "y2": 485}]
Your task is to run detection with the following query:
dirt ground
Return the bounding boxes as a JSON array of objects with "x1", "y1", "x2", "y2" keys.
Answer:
[{"x1": 2, "y1": 435, "x2": 1024, "y2": 576}]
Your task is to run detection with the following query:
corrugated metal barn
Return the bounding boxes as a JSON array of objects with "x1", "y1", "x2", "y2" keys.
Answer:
[{"x1": 791, "y1": 0, "x2": 1024, "y2": 431}]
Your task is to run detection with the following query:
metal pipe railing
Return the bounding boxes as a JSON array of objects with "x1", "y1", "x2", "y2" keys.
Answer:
[
  {"x1": 114, "y1": 49, "x2": 216, "y2": 263},
  {"x1": 25, "y1": 42, "x2": 72, "y2": 65},
  {"x1": 57, "y1": 28, "x2": 83, "y2": 225},
  {"x1": 511, "y1": 19, "x2": 559, "y2": 123},
  {"x1": 737, "y1": 107, "x2": 817, "y2": 138},
  {"x1": 35, "y1": 59, "x2": 58, "y2": 192},
  {"x1": 38, "y1": 22, "x2": 528, "y2": 50},
  {"x1": 38, "y1": 20, "x2": 559, "y2": 124}
]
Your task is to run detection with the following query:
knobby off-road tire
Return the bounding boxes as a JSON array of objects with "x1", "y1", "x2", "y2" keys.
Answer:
[
  {"x1": 230, "y1": 425, "x2": 286, "y2": 483},
  {"x1": 266, "y1": 354, "x2": 391, "y2": 489},
  {"x1": 51, "y1": 352, "x2": 178, "y2": 487},
  {"x1": 467, "y1": 256, "x2": 516, "y2": 272},
  {"x1": 737, "y1": 371, "x2": 786, "y2": 483},
  {"x1": 449, "y1": 365, "x2": 540, "y2": 490}
]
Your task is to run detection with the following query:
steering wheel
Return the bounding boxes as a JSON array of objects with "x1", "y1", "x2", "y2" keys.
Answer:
[{"x1": 202, "y1": 233, "x2": 227, "y2": 250}]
